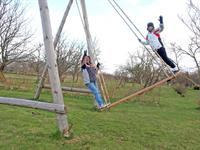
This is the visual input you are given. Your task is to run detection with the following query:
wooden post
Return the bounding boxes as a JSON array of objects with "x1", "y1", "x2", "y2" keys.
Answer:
[
  {"x1": 108, "y1": 72, "x2": 181, "y2": 109},
  {"x1": 34, "y1": 0, "x2": 73, "y2": 100},
  {"x1": 38, "y1": 0, "x2": 69, "y2": 137},
  {"x1": 0, "y1": 97, "x2": 66, "y2": 114}
]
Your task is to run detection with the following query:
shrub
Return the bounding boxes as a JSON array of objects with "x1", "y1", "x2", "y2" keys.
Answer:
[{"x1": 173, "y1": 83, "x2": 186, "y2": 97}]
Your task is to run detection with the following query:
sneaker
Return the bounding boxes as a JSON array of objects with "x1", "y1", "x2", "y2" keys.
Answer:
[
  {"x1": 173, "y1": 70, "x2": 180, "y2": 74},
  {"x1": 99, "y1": 103, "x2": 109, "y2": 109},
  {"x1": 171, "y1": 67, "x2": 179, "y2": 74},
  {"x1": 103, "y1": 103, "x2": 110, "y2": 107},
  {"x1": 98, "y1": 104, "x2": 104, "y2": 109}
]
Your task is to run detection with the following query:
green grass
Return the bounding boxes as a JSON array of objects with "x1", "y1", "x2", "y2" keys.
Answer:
[
  {"x1": 0, "y1": 88, "x2": 200, "y2": 149},
  {"x1": 0, "y1": 75, "x2": 200, "y2": 149}
]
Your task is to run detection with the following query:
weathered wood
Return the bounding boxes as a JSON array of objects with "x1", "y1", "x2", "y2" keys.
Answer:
[
  {"x1": 34, "y1": 67, "x2": 46, "y2": 99},
  {"x1": 38, "y1": 0, "x2": 69, "y2": 136},
  {"x1": 97, "y1": 74, "x2": 108, "y2": 104},
  {"x1": 183, "y1": 75, "x2": 200, "y2": 87},
  {"x1": 34, "y1": 0, "x2": 73, "y2": 100},
  {"x1": 108, "y1": 72, "x2": 181, "y2": 109},
  {"x1": 44, "y1": 84, "x2": 91, "y2": 93},
  {"x1": 0, "y1": 97, "x2": 66, "y2": 114},
  {"x1": 99, "y1": 72, "x2": 111, "y2": 104}
]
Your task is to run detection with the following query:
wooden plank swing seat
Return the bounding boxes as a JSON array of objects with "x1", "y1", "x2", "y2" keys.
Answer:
[{"x1": 101, "y1": 72, "x2": 181, "y2": 110}]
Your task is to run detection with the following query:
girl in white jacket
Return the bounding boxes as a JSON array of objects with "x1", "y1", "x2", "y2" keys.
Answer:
[{"x1": 139, "y1": 16, "x2": 179, "y2": 73}]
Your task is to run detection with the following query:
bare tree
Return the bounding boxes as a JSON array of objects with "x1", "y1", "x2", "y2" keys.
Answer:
[
  {"x1": 170, "y1": 43, "x2": 182, "y2": 69},
  {"x1": 70, "y1": 48, "x2": 83, "y2": 83},
  {"x1": 91, "y1": 37, "x2": 101, "y2": 63},
  {"x1": 0, "y1": 0, "x2": 32, "y2": 80},
  {"x1": 119, "y1": 49, "x2": 164, "y2": 87},
  {"x1": 55, "y1": 36, "x2": 84, "y2": 81},
  {"x1": 28, "y1": 43, "x2": 44, "y2": 81},
  {"x1": 114, "y1": 66, "x2": 129, "y2": 88},
  {"x1": 176, "y1": 0, "x2": 200, "y2": 80}
]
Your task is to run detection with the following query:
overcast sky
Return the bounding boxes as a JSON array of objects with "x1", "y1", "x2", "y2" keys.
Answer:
[{"x1": 24, "y1": 0, "x2": 199, "y2": 73}]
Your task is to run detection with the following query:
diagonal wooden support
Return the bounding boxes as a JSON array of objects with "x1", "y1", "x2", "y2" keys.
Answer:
[{"x1": 107, "y1": 72, "x2": 181, "y2": 109}]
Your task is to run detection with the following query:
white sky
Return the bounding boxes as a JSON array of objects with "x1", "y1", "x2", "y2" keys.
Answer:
[{"x1": 24, "y1": 0, "x2": 199, "y2": 73}]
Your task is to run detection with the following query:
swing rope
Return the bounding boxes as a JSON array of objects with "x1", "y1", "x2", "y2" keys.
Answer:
[
  {"x1": 110, "y1": 0, "x2": 145, "y2": 39},
  {"x1": 107, "y1": 0, "x2": 174, "y2": 77},
  {"x1": 107, "y1": 0, "x2": 140, "y2": 39}
]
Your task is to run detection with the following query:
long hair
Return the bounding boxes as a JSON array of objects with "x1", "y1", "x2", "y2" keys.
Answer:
[{"x1": 81, "y1": 55, "x2": 92, "y2": 65}]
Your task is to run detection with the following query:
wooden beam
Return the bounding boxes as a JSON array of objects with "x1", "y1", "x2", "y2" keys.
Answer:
[
  {"x1": 0, "y1": 97, "x2": 66, "y2": 114},
  {"x1": 44, "y1": 85, "x2": 91, "y2": 93},
  {"x1": 108, "y1": 72, "x2": 181, "y2": 109}
]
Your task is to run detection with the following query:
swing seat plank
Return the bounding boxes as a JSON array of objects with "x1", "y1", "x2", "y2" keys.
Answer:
[{"x1": 108, "y1": 72, "x2": 181, "y2": 109}]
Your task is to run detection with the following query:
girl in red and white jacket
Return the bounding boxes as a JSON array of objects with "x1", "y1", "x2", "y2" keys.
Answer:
[{"x1": 139, "y1": 16, "x2": 179, "y2": 73}]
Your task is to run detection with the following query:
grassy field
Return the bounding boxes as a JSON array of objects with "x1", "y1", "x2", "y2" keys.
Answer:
[{"x1": 0, "y1": 74, "x2": 200, "y2": 150}]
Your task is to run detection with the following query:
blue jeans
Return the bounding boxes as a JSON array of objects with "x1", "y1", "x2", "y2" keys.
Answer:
[{"x1": 86, "y1": 82, "x2": 104, "y2": 107}]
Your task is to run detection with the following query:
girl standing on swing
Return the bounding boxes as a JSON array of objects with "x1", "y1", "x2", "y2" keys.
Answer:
[
  {"x1": 81, "y1": 51, "x2": 105, "y2": 109},
  {"x1": 138, "y1": 16, "x2": 179, "y2": 74}
]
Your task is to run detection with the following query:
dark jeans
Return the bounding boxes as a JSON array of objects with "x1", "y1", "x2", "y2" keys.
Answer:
[{"x1": 157, "y1": 47, "x2": 175, "y2": 68}]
